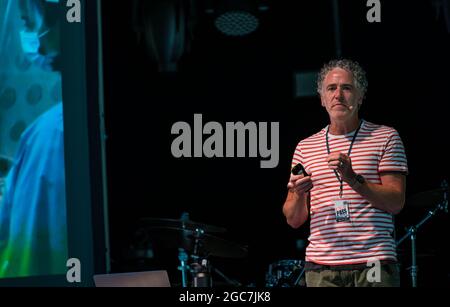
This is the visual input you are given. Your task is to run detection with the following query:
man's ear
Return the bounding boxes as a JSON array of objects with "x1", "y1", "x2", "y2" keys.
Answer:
[{"x1": 319, "y1": 94, "x2": 325, "y2": 107}]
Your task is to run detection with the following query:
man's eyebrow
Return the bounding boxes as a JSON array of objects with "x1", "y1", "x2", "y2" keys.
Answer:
[
  {"x1": 326, "y1": 83, "x2": 354, "y2": 88},
  {"x1": 341, "y1": 83, "x2": 354, "y2": 88}
]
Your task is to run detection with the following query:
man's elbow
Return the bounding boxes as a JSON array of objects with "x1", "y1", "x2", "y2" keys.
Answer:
[
  {"x1": 389, "y1": 196, "x2": 405, "y2": 215},
  {"x1": 391, "y1": 203, "x2": 404, "y2": 215},
  {"x1": 286, "y1": 216, "x2": 306, "y2": 229},
  {"x1": 283, "y1": 208, "x2": 304, "y2": 229},
  {"x1": 283, "y1": 197, "x2": 308, "y2": 228}
]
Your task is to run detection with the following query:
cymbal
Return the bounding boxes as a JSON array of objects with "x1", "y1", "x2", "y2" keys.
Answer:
[
  {"x1": 139, "y1": 217, "x2": 227, "y2": 233},
  {"x1": 146, "y1": 226, "x2": 248, "y2": 259},
  {"x1": 407, "y1": 188, "x2": 448, "y2": 208}
]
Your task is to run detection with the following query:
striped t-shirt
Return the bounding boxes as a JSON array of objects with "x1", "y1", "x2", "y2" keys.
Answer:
[{"x1": 291, "y1": 120, "x2": 408, "y2": 265}]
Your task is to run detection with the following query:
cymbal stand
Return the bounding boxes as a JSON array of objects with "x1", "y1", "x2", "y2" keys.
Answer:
[
  {"x1": 190, "y1": 228, "x2": 212, "y2": 287},
  {"x1": 177, "y1": 248, "x2": 190, "y2": 288},
  {"x1": 191, "y1": 259, "x2": 212, "y2": 287},
  {"x1": 396, "y1": 180, "x2": 448, "y2": 287}
]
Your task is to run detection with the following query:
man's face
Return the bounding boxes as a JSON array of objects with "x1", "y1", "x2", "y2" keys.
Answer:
[{"x1": 320, "y1": 68, "x2": 362, "y2": 121}]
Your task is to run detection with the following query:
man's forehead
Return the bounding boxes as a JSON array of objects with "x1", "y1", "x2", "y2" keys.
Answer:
[{"x1": 324, "y1": 68, "x2": 355, "y2": 84}]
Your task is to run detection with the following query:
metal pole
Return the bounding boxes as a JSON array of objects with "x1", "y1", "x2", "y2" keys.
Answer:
[
  {"x1": 178, "y1": 248, "x2": 189, "y2": 287},
  {"x1": 410, "y1": 227, "x2": 417, "y2": 287},
  {"x1": 331, "y1": 0, "x2": 343, "y2": 58}
]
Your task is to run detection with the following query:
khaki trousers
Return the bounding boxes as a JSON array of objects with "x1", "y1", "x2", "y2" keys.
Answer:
[{"x1": 305, "y1": 263, "x2": 400, "y2": 287}]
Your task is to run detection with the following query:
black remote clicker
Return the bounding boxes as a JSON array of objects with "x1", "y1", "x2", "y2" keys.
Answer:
[{"x1": 291, "y1": 163, "x2": 309, "y2": 177}]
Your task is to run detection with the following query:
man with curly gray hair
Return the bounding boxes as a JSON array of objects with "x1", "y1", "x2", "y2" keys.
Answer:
[{"x1": 283, "y1": 59, "x2": 408, "y2": 287}]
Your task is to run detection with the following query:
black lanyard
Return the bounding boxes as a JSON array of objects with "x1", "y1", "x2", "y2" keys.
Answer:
[{"x1": 326, "y1": 120, "x2": 363, "y2": 198}]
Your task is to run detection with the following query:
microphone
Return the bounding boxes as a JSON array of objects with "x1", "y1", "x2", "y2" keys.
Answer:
[{"x1": 292, "y1": 163, "x2": 309, "y2": 177}]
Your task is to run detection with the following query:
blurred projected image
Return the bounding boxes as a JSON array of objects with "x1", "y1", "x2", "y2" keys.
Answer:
[{"x1": 0, "y1": 0, "x2": 67, "y2": 278}]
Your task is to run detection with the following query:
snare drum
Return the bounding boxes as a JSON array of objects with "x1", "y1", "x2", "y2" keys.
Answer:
[{"x1": 265, "y1": 259, "x2": 305, "y2": 287}]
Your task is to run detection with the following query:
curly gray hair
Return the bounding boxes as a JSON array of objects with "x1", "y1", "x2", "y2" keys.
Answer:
[{"x1": 317, "y1": 59, "x2": 368, "y2": 98}]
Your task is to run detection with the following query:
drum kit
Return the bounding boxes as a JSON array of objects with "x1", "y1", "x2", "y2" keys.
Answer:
[
  {"x1": 138, "y1": 214, "x2": 307, "y2": 287},
  {"x1": 265, "y1": 259, "x2": 306, "y2": 287},
  {"x1": 134, "y1": 181, "x2": 447, "y2": 288},
  {"x1": 138, "y1": 213, "x2": 248, "y2": 287}
]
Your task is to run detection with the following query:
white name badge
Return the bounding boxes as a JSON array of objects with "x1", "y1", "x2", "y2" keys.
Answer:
[{"x1": 334, "y1": 199, "x2": 350, "y2": 222}]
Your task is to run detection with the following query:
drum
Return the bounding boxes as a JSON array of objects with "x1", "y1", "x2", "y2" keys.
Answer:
[{"x1": 265, "y1": 259, "x2": 305, "y2": 287}]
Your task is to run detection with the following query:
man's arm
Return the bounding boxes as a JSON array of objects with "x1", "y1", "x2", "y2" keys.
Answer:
[
  {"x1": 350, "y1": 172, "x2": 406, "y2": 215},
  {"x1": 283, "y1": 175, "x2": 312, "y2": 228},
  {"x1": 328, "y1": 153, "x2": 406, "y2": 215}
]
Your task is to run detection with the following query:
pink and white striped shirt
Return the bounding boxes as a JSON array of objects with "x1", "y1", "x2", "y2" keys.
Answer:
[{"x1": 291, "y1": 120, "x2": 408, "y2": 265}]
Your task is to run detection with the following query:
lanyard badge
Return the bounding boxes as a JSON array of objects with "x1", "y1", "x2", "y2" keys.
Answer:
[
  {"x1": 326, "y1": 120, "x2": 363, "y2": 199},
  {"x1": 334, "y1": 199, "x2": 351, "y2": 223},
  {"x1": 326, "y1": 120, "x2": 363, "y2": 223}
]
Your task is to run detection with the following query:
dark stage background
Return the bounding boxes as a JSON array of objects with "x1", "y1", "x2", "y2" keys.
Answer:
[{"x1": 101, "y1": 0, "x2": 450, "y2": 287}]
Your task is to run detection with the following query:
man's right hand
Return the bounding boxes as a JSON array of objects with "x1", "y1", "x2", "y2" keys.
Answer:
[{"x1": 287, "y1": 174, "x2": 313, "y2": 196}]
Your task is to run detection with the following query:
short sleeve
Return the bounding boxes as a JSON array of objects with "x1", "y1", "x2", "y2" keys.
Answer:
[
  {"x1": 379, "y1": 129, "x2": 408, "y2": 174},
  {"x1": 291, "y1": 141, "x2": 304, "y2": 169}
]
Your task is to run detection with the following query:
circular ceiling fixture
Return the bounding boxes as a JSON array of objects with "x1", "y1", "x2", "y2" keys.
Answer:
[{"x1": 214, "y1": 11, "x2": 259, "y2": 37}]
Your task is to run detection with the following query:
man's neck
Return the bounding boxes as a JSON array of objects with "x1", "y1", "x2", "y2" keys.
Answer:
[{"x1": 328, "y1": 117, "x2": 360, "y2": 135}]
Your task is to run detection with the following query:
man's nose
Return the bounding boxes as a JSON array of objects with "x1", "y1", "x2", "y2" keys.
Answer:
[{"x1": 334, "y1": 88, "x2": 343, "y2": 100}]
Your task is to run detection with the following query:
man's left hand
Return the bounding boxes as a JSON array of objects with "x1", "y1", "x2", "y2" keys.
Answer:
[{"x1": 326, "y1": 152, "x2": 356, "y2": 183}]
